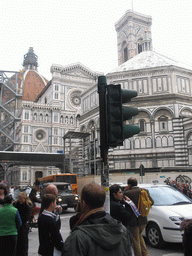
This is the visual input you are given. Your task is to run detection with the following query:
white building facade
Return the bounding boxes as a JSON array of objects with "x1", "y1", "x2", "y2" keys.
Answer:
[{"x1": 12, "y1": 63, "x2": 102, "y2": 186}]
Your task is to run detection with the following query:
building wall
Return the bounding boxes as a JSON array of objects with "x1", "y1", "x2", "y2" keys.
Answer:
[{"x1": 13, "y1": 64, "x2": 101, "y2": 186}]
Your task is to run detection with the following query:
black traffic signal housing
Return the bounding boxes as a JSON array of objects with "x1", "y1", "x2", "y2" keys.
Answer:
[
  {"x1": 106, "y1": 84, "x2": 140, "y2": 148},
  {"x1": 140, "y1": 164, "x2": 145, "y2": 176}
]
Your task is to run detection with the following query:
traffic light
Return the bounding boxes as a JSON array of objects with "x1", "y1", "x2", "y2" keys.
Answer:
[
  {"x1": 140, "y1": 164, "x2": 145, "y2": 176},
  {"x1": 107, "y1": 84, "x2": 140, "y2": 148}
]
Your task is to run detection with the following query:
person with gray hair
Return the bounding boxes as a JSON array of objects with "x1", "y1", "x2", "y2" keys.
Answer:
[{"x1": 62, "y1": 182, "x2": 132, "y2": 256}]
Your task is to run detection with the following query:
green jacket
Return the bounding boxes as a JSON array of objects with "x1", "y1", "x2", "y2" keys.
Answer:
[
  {"x1": 62, "y1": 211, "x2": 132, "y2": 256},
  {"x1": 0, "y1": 204, "x2": 22, "y2": 236}
]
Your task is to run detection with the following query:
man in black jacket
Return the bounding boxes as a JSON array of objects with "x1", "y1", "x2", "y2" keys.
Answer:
[
  {"x1": 110, "y1": 184, "x2": 134, "y2": 228},
  {"x1": 38, "y1": 194, "x2": 63, "y2": 256}
]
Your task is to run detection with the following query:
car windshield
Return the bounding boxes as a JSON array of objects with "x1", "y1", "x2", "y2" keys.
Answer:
[
  {"x1": 57, "y1": 185, "x2": 72, "y2": 193},
  {"x1": 147, "y1": 186, "x2": 192, "y2": 206}
]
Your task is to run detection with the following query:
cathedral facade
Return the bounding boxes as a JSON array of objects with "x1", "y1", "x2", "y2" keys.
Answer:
[{"x1": 11, "y1": 52, "x2": 101, "y2": 186}]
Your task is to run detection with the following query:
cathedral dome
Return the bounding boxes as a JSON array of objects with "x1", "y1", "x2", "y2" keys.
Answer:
[
  {"x1": 20, "y1": 48, "x2": 48, "y2": 101},
  {"x1": 22, "y1": 70, "x2": 48, "y2": 101}
]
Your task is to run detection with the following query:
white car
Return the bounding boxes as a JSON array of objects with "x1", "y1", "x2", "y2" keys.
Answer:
[{"x1": 137, "y1": 183, "x2": 192, "y2": 248}]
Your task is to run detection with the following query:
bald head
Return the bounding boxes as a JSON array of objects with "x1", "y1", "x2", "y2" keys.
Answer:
[
  {"x1": 127, "y1": 177, "x2": 137, "y2": 187},
  {"x1": 46, "y1": 184, "x2": 58, "y2": 196}
]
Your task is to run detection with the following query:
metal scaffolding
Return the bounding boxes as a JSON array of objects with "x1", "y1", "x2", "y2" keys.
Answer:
[
  {"x1": 0, "y1": 70, "x2": 22, "y2": 151},
  {"x1": 63, "y1": 131, "x2": 91, "y2": 176}
]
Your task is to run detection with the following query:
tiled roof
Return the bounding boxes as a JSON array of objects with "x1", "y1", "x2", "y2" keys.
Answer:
[
  {"x1": 22, "y1": 70, "x2": 48, "y2": 101},
  {"x1": 109, "y1": 51, "x2": 192, "y2": 73}
]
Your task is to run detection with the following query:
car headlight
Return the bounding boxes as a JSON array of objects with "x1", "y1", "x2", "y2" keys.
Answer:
[
  {"x1": 75, "y1": 195, "x2": 79, "y2": 201},
  {"x1": 58, "y1": 198, "x2": 62, "y2": 202},
  {"x1": 169, "y1": 216, "x2": 184, "y2": 225}
]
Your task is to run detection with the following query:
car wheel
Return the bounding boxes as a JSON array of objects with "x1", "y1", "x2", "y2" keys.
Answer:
[{"x1": 146, "y1": 223, "x2": 165, "y2": 248}]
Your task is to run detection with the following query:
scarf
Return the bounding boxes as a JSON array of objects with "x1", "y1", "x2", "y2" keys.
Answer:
[{"x1": 73, "y1": 207, "x2": 104, "y2": 230}]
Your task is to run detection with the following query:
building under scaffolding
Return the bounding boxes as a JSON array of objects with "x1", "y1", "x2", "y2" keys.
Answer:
[
  {"x1": 0, "y1": 71, "x2": 23, "y2": 180},
  {"x1": 63, "y1": 131, "x2": 100, "y2": 176},
  {"x1": 0, "y1": 71, "x2": 22, "y2": 151}
]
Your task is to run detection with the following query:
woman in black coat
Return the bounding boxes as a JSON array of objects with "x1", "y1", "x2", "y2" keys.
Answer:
[{"x1": 14, "y1": 191, "x2": 32, "y2": 256}]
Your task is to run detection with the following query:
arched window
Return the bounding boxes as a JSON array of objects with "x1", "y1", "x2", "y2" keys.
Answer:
[
  {"x1": 45, "y1": 114, "x2": 48, "y2": 122},
  {"x1": 156, "y1": 137, "x2": 161, "y2": 148},
  {"x1": 123, "y1": 47, "x2": 128, "y2": 62},
  {"x1": 22, "y1": 171, "x2": 27, "y2": 181},
  {"x1": 168, "y1": 136, "x2": 174, "y2": 146},
  {"x1": 141, "y1": 138, "x2": 146, "y2": 148},
  {"x1": 34, "y1": 113, "x2": 37, "y2": 121},
  {"x1": 44, "y1": 97, "x2": 47, "y2": 104},
  {"x1": 139, "y1": 120, "x2": 145, "y2": 132},
  {"x1": 124, "y1": 139, "x2": 131, "y2": 149},
  {"x1": 40, "y1": 113, "x2": 43, "y2": 122},
  {"x1": 70, "y1": 116, "x2": 73, "y2": 124},
  {"x1": 162, "y1": 136, "x2": 168, "y2": 147},
  {"x1": 159, "y1": 116, "x2": 168, "y2": 132},
  {"x1": 60, "y1": 115, "x2": 64, "y2": 124},
  {"x1": 135, "y1": 139, "x2": 140, "y2": 149},
  {"x1": 146, "y1": 137, "x2": 152, "y2": 148},
  {"x1": 138, "y1": 44, "x2": 142, "y2": 53},
  {"x1": 65, "y1": 116, "x2": 68, "y2": 124}
]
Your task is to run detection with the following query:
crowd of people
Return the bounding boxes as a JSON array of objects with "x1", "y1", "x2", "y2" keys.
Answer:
[
  {"x1": 0, "y1": 183, "x2": 42, "y2": 256},
  {"x1": 166, "y1": 179, "x2": 192, "y2": 198},
  {"x1": 0, "y1": 177, "x2": 191, "y2": 256}
]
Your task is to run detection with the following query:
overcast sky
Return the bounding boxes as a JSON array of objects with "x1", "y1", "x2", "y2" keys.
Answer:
[{"x1": 1, "y1": 0, "x2": 192, "y2": 80}]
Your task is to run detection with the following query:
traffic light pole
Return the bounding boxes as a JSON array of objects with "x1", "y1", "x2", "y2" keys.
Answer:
[{"x1": 98, "y1": 76, "x2": 110, "y2": 213}]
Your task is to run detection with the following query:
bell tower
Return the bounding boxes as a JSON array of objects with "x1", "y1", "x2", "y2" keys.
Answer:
[{"x1": 115, "y1": 10, "x2": 153, "y2": 65}]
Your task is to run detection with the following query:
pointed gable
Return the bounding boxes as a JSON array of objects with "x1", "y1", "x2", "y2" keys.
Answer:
[{"x1": 51, "y1": 62, "x2": 101, "y2": 80}]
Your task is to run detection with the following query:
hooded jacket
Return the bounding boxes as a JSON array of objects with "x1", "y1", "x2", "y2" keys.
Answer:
[{"x1": 62, "y1": 211, "x2": 132, "y2": 256}]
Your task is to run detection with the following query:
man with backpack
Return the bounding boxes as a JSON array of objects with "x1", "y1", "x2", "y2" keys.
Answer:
[{"x1": 124, "y1": 177, "x2": 154, "y2": 256}]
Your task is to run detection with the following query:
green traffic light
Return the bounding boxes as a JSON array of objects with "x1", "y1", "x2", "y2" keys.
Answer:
[
  {"x1": 122, "y1": 106, "x2": 139, "y2": 121},
  {"x1": 121, "y1": 89, "x2": 137, "y2": 103},
  {"x1": 123, "y1": 124, "x2": 140, "y2": 139}
]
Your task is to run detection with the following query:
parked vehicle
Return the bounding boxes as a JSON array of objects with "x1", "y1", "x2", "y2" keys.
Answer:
[
  {"x1": 41, "y1": 182, "x2": 79, "y2": 211},
  {"x1": 138, "y1": 183, "x2": 192, "y2": 248},
  {"x1": 39, "y1": 173, "x2": 78, "y2": 194}
]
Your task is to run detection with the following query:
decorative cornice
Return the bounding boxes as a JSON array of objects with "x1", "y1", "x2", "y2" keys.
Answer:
[
  {"x1": 115, "y1": 10, "x2": 152, "y2": 32},
  {"x1": 50, "y1": 63, "x2": 102, "y2": 78}
]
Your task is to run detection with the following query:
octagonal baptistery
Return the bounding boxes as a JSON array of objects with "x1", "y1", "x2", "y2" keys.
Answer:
[{"x1": 104, "y1": 50, "x2": 192, "y2": 170}]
